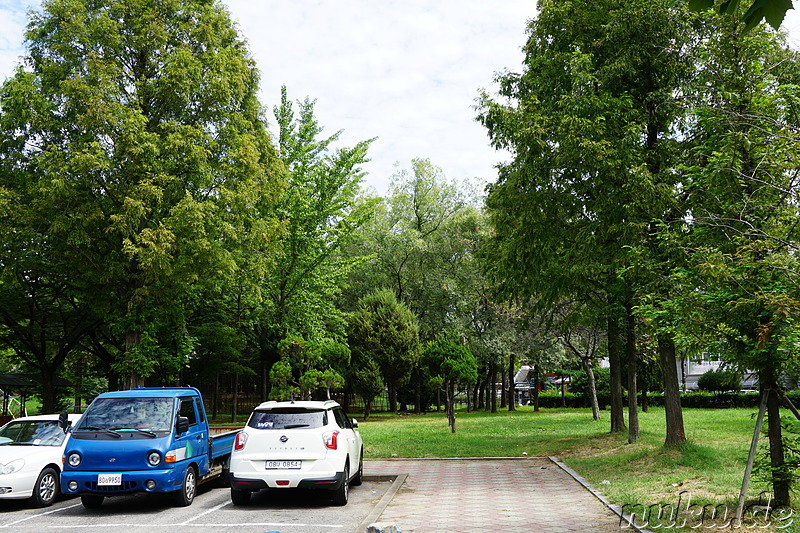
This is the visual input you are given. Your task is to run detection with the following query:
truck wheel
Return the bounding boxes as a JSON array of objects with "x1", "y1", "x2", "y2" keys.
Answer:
[
  {"x1": 230, "y1": 487, "x2": 251, "y2": 506},
  {"x1": 352, "y1": 450, "x2": 363, "y2": 486},
  {"x1": 30, "y1": 467, "x2": 58, "y2": 507},
  {"x1": 81, "y1": 495, "x2": 104, "y2": 509},
  {"x1": 332, "y1": 463, "x2": 349, "y2": 506},
  {"x1": 173, "y1": 465, "x2": 197, "y2": 507}
]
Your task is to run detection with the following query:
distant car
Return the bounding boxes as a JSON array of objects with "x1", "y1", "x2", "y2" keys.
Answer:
[
  {"x1": 0, "y1": 413, "x2": 81, "y2": 507},
  {"x1": 229, "y1": 400, "x2": 363, "y2": 506}
]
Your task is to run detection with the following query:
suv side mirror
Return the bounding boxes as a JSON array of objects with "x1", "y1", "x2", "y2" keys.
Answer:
[
  {"x1": 176, "y1": 416, "x2": 189, "y2": 435},
  {"x1": 351, "y1": 418, "x2": 359, "y2": 429}
]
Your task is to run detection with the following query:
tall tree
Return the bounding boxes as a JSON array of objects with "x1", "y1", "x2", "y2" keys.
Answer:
[
  {"x1": 258, "y1": 86, "x2": 376, "y2": 397},
  {"x1": 0, "y1": 0, "x2": 284, "y2": 388},
  {"x1": 477, "y1": 0, "x2": 691, "y2": 442},
  {"x1": 678, "y1": 13, "x2": 800, "y2": 503}
]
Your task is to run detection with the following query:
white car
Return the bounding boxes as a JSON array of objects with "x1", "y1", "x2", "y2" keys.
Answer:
[
  {"x1": 0, "y1": 413, "x2": 81, "y2": 507},
  {"x1": 229, "y1": 400, "x2": 363, "y2": 506}
]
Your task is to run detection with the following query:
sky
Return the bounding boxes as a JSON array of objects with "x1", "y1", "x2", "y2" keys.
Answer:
[{"x1": 1, "y1": 1, "x2": 800, "y2": 195}]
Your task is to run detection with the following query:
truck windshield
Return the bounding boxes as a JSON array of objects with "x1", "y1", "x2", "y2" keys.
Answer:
[
  {"x1": 248, "y1": 408, "x2": 326, "y2": 430},
  {"x1": 76, "y1": 397, "x2": 174, "y2": 433}
]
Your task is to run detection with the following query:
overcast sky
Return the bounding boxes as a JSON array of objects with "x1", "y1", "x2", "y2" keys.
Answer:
[{"x1": 2, "y1": 1, "x2": 799, "y2": 194}]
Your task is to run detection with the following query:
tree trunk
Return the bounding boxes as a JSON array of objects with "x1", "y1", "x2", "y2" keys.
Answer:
[
  {"x1": 499, "y1": 365, "x2": 507, "y2": 408},
  {"x1": 413, "y1": 365, "x2": 422, "y2": 415},
  {"x1": 583, "y1": 358, "x2": 600, "y2": 420},
  {"x1": 608, "y1": 316, "x2": 626, "y2": 433},
  {"x1": 230, "y1": 373, "x2": 239, "y2": 423},
  {"x1": 39, "y1": 367, "x2": 57, "y2": 414},
  {"x1": 490, "y1": 360, "x2": 497, "y2": 413},
  {"x1": 124, "y1": 329, "x2": 145, "y2": 389},
  {"x1": 533, "y1": 364, "x2": 540, "y2": 412},
  {"x1": 364, "y1": 399, "x2": 372, "y2": 421},
  {"x1": 447, "y1": 382, "x2": 456, "y2": 433},
  {"x1": 659, "y1": 335, "x2": 686, "y2": 448},
  {"x1": 507, "y1": 354, "x2": 516, "y2": 411},
  {"x1": 763, "y1": 374, "x2": 790, "y2": 505},
  {"x1": 626, "y1": 300, "x2": 639, "y2": 443},
  {"x1": 388, "y1": 382, "x2": 397, "y2": 413}
]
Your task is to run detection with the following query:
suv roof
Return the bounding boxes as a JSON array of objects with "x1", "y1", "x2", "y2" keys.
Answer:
[{"x1": 254, "y1": 400, "x2": 340, "y2": 411}]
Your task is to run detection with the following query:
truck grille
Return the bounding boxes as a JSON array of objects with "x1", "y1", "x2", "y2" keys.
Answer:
[{"x1": 86, "y1": 481, "x2": 139, "y2": 493}]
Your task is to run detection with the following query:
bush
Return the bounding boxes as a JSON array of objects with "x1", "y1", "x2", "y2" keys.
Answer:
[{"x1": 697, "y1": 368, "x2": 741, "y2": 393}]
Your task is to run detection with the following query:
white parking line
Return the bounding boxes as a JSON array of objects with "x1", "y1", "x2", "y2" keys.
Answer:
[
  {"x1": 178, "y1": 501, "x2": 228, "y2": 525},
  {"x1": 0, "y1": 503, "x2": 82, "y2": 529}
]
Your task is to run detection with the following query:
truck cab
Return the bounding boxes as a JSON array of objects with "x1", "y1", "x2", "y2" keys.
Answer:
[{"x1": 61, "y1": 387, "x2": 236, "y2": 508}]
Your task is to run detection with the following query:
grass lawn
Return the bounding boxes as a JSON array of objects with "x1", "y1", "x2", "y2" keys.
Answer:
[{"x1": 358, "y1": 406, "x2": 795, "y2": 531}]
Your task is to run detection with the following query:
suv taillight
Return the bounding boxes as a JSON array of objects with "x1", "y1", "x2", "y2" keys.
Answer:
[
  {"x1": 323, "y1": 430, "x2": 339, "y2": 450},
  {"x1": 234, "y1": 431, "x2": 247, "y2": 451}
]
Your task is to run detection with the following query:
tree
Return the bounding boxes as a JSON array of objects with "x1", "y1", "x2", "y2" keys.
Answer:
[
  {"x1": 422, "y1": 332, "x2": 478, "y2": 433},
  {"x1": 0, "y1": 0, "x2": 284, "y2": 388},
  {"x1": 477, "y1": 0, "x2": 692, "y2": 443},
  {"x1": 347, "y1": 288, "x2": 420, "y2": 412},
  {"x1": 677, "y1": 12, "x2": 800, "y2": 504},
  {"x1": 258, "y1": 86, "x2": 376, "y2": 397}
]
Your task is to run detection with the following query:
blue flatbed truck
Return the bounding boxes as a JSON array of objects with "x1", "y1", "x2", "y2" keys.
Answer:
[{"x1": 61, "y1": 387, "x2": 238, "y2": 508}]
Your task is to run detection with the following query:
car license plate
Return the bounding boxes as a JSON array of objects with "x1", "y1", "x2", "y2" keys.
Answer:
[
  {"x1": 265, "y1": 460, "x2": 301, "y2": 469},
  {"x1": 97, "y1": 473, "x2": 122, "y2": 486}
]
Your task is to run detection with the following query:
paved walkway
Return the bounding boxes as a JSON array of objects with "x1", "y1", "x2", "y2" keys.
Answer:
[{"x1": 361, "y1": 457, "x2": 630, "y2": 533}]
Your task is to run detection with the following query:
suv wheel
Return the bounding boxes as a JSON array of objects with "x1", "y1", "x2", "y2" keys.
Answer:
[{"x1": 332, "y1": 463, "x2": 349, "y2": 506}]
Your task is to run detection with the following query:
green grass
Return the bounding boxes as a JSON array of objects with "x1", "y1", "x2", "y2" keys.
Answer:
[{"x1": 358, "y1": 406, "x2": 796, "y2": 532}]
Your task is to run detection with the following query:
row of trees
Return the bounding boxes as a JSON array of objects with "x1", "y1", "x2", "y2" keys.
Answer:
[{"x1": 478, "y1": 0, "x2": 800, "y2": 503}]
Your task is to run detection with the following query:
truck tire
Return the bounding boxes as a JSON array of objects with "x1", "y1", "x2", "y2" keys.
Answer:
[
  {"x1": 332, "y1": 463, "x2": 349, "y2": 506},
  {"x1": 173, "y1": 465, "x2": 197, "y2": 507},
  {"x1": 230, "y1": 487, "x2": 251, "y2": 506},
  {"x1": 81, "y1": 495, "x2": 104, "y2": 509},
  {"x1": 30, "y1": 467, "x2": 59, "y2": 507}
]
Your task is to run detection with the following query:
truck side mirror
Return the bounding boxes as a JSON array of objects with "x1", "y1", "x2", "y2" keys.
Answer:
[
  {"x1": 351, "y1": 418, "x2": 359, "y2": 429},
  {"x1": 58, "y1": 411, "x2": 69, "y2": 433},
  {"x1": 176, "y1": 416, "x2": 189, "y2": 435}
]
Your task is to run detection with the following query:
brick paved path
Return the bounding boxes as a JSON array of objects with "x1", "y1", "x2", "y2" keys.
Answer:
[{"x1": 365, "y1": 458, "x2": 629, "y2": 533}]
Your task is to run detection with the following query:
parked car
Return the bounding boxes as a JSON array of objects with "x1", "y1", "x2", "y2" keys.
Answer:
[
  {"x1": 0, "y1": 413, "x2": 82, "y2": 507},
  {"x1": 229, "y1": 400, "x2": 363, "y2": 506}
]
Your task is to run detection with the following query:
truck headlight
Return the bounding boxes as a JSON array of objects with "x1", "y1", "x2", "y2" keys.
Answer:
[
  {"x1": 0, "y1": 459, "x2": 24, "y2": 475},
  {"x1": 147, "y1": 451, "x2": 161, "y2": 466},
  {"x1": 68, "y1": 453, "x2": 81, "y2": 467}
]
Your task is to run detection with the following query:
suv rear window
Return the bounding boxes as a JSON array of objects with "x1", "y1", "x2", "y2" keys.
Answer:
[{"x1": 248, "y1": 408, "x2": 327, "y2": 430}]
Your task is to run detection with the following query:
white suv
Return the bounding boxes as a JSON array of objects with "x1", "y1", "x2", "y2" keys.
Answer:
[{"x1": 229, "y1": 400, "x2": 363, "y2": 506}]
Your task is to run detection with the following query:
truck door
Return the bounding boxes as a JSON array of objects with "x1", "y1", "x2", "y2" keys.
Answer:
[{"x1": 176, "y1": 397, "x2": 210, "y2": 473}]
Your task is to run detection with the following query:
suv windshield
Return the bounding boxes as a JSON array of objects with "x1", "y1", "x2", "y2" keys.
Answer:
[
  {"x1": 0, "y1": 420, "x2": 66, "y2": 446},
  {"x1": 75, "y1": 397, "x2": 174, "y2": 433},
  {"x1": 248, "y1": 408, "x2": 326, "y2": 430}
]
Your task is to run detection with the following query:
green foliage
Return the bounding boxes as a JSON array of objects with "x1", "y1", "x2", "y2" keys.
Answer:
[
  {"x1": 268, "y1": 359, "x2": 298, "y2": 401},
  {"x1": 680, "y1": 0, "x2": 794, "y2": 31},
  {"x1": 348, "y1": 288, "x2": 420, "y2": 411},
  {"x1": 696, "y1": 368, "x2": 742, "y2": 393}
]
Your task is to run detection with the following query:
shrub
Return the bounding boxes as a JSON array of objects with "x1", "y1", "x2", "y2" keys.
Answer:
[{"x1": 697, "y1": 368, "x2": 741, "y2": 393}]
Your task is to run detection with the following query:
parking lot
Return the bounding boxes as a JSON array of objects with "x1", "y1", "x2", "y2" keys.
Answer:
[{"x1": 0, "y1": 479, "x2": 394, "y2": 533}]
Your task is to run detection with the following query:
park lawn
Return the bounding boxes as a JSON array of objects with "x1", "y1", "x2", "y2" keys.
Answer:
[{"x1": 359, "y1": 406, "x2": 792, "y2": 530}]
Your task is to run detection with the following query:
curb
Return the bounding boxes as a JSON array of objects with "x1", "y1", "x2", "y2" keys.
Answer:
[{"x1": 353, "y1": 473, "x2": 408, "y2": 533}]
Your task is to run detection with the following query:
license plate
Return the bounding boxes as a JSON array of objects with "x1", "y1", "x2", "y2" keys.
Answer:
[
  {"x1": 97, "y1": 473, "x2": 122, "y2": 486},
  {"x1": 265, "y1": 460, "x2": 301, "y2": 469}
]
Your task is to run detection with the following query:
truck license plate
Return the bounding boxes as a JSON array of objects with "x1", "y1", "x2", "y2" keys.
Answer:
[
  {"x1": 97, "y1": 473, "x2": 122, "y2": 486},
  {"x1": 265, "y1": 460, "x2": 301, "y2": 469}
]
